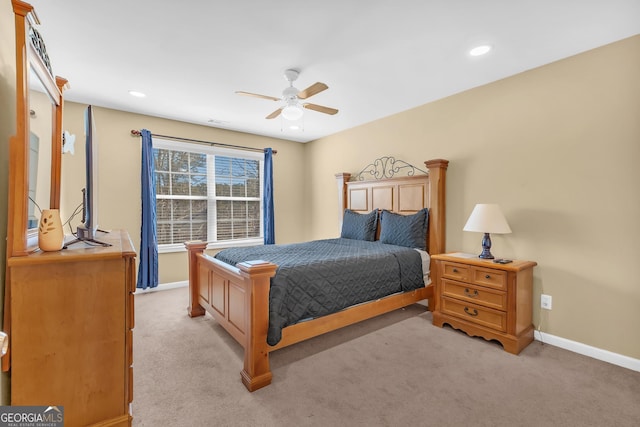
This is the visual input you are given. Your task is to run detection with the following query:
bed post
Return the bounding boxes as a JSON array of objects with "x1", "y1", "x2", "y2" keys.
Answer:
[
  {"x1": 425, "y1": 159, "x2": 449, "y2": 257},
  {"x1": 185, "y1": 241, "x2": 207, "y2": 317},
  {"x1": 335, "y1": 173, "x2": 352, "y2": 234},
  {"x1": 237, "y1": 261, "x2": 277, "y2": 392}
]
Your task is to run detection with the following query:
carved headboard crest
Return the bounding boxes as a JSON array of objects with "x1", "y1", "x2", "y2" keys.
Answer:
[{"x1": 351, "y1": 156, "x2": 428, "y2": 181}]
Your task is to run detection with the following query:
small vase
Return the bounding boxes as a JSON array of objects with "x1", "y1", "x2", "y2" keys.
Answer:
[{"x1": 38, "y1": 209, "x2": 64, "y2": 251}]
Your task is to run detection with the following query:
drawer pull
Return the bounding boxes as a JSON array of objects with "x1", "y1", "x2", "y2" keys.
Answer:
[
  {"x1": 464, "y1": 288, "x2": 479, "y2": 298},
  {"x1": 485, "y1": 274, "x2": 491, "y2": 279},
  {"x1": 453, "y1": 268, "x2": 459, "y2": 273},
  {"x1": 464, "y1": 307, "x2": 479, "y2": 317}
]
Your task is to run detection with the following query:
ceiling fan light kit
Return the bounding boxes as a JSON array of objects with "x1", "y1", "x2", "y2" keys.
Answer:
[
  {"x1": 282, "y1": 103, "x2": 303, "y2": 121},
  {"x1": 282, "y1": 115, "x2": 304, "y2": 132},
  {"x1": 236, "y1": 68, "x2": 338, "y2": 123}
]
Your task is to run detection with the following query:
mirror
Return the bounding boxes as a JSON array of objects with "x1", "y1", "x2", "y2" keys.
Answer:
[
  {"x1": 27, "y1": 67, "x2": 54, "y2": 235},
  {"x1": 7, "y1": 0, "x2": 66, "y2": 256}
]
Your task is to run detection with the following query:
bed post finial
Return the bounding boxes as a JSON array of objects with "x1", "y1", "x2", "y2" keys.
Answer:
[
  {"x1": 335, "y1": 173, "x2": 352, "y2": 235},
  {"x1": 425, "y1": 159, "x2": 449, "y2": 256}
]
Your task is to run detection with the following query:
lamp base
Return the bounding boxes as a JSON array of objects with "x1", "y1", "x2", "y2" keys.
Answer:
[{"x1": 478, "y1": 232, "x2": 494, "y2": 259}]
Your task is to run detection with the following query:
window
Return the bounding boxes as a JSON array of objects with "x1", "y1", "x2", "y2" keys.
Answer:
[{"x1": 153, "y1": 139, "x2": 263, "y2": 252}]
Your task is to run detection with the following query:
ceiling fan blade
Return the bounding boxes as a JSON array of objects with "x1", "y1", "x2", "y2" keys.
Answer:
[
  {"x1": 266, "y1": 108, "x2": 283, "y2": 119},
  {"x1": 235, "y1": 91, "x2": 281, "y2": 102},
  {"x1": 303, "y1": 103, "x2": 338, "y2": 115},
  {"x1": 297, "y1": 82, "x2": 328, "y2": 99}
]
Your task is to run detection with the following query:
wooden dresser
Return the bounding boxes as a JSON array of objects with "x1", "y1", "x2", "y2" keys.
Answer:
[
  {"x1": 7, "y1": 230, "x2": 136, "y2": 426},
  {"x1": 4, "y1": 2, "x2": 135, "y2": 423},
  {"x1": 431, "y1": 253, "x2": 537, "y2": 354}
]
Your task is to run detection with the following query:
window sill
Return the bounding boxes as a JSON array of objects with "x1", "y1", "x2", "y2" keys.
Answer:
[{"x1": 158, "y1": 238, "x2": 263, "y2": 254}]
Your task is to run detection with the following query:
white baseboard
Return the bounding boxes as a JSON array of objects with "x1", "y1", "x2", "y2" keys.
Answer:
[
  {"x1": 534, "y1": 330, "x2": 640, "y2": 372},
  {"x1": 134, "y1": 280, "x2": 188, "y2": 294}
]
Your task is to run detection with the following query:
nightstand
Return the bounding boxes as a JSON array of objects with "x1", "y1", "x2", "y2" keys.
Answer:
[{"x1": 431, "y1": 253, "x2": 537, "y2": 354}]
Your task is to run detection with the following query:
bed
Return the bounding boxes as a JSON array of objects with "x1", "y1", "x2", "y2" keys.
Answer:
[{"x1": 185, "y1": 158, "x2": 449, "y2": 391}]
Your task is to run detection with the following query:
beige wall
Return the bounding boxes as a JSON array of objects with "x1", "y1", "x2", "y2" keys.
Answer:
[
  {"x1": 306, "y1": 35, "x2": 640, "y2": 360},
  {"x1": 60, "y1": 104, "x2": 307, "y2": 284}
]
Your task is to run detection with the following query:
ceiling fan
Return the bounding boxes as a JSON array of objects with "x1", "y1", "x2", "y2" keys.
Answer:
[{"x1": 236, "y1": 69, "x2": 338, "y2": 120}]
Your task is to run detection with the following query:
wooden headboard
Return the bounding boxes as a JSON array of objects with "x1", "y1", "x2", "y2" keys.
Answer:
[{"x1": 336, "y1": 159, "x2": 449, "y2": 256}]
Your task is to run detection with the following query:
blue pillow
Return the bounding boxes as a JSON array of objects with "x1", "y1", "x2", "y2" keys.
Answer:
[
  {"x1": 341, "y1": 209, "x2": 378, "y2": 241},
  {"x1": 379, "y1": 208, "x2": 429, "y2": 250}
]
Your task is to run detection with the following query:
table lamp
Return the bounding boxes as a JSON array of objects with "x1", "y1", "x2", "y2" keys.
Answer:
[{"x1": 463, "y1": 204, "x2": 512, "y2": 259}]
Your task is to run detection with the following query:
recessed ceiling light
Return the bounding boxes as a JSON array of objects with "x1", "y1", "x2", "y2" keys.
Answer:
[
  {"x1": 128, "y1": 90, "x2": 146, "y2": 98},
  {"x1": 469, "y1": 45, "x2": 492, "y2": 56}
]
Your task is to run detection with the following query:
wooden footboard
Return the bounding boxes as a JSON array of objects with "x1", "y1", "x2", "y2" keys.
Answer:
[
  {"x1": 186, "y1": 240, "x2": 277, "y2": 391},
  {"x1": 186, "y1": 240, "x2": 432, "y2": 391}
]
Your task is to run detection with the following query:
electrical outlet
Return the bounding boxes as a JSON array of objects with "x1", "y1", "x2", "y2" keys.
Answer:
[{"x1": 541, "y1": 294, "x2": 552, "y2": 310}]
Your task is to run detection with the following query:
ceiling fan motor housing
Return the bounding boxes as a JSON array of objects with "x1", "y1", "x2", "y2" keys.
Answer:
[{"x1": 283, "y1": 86, "x2": 299, "y2": 100}]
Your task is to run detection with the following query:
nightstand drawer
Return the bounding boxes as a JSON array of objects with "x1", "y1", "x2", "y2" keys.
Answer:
[
  {"x1": 441, "y1": 261, "x2": 471, "y2": 281},
  {"x1": 441, "y1": 297, "x2": 507, "y2": 332},
  {"x1": 441, "y1": 279, "x2": 507, "y2": 311},
  {"x1": 472, "y1": 267, "x2": 507, "y2": 290}
]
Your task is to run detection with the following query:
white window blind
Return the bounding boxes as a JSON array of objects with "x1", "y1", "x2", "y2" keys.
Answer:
[{"x1": 152, "y1": 138, "x2": 263, "y2": 252}]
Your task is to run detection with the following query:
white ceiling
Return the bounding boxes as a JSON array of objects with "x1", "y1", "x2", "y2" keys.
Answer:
[{"x1": 28, "y1": 0, "x2": 640, "y2": 143}]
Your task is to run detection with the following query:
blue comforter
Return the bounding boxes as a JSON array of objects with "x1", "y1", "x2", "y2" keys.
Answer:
[{"x1": 215, "y1": 238, "x2": 425, "y2": 346}]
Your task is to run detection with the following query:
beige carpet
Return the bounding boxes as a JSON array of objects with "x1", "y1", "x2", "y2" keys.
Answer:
[{"x1": 132, "y1": 288, "x2": 640, "y2": 426}]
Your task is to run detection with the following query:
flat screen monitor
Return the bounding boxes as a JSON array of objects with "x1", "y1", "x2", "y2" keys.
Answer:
[{"x1": 73, "y1": 105, "x2": 110, "y2": 247}]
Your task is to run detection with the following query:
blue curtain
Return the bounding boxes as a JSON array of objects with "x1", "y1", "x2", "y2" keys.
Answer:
[
  {"x1": 137, "y1": 129, "x2": 158, "y2": 289},
  {"x1": 263, "y1": 148, "x2": 275, "y2": 244}
]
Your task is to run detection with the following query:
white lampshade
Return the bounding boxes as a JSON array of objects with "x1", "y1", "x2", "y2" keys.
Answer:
[{"x1": 463, "y1": 204, "x2": 512, "y2": 234}]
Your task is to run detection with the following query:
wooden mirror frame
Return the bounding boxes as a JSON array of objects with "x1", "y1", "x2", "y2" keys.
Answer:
[{"x1": 8, "y1": 0, "x2": 67, "y2": 257}]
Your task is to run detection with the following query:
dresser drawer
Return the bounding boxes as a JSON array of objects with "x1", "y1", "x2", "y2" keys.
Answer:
[
  {"x1": 441, "y1": 279, "x2": 507, "y2": 311},
  {"x1": 441, "y1": 261, "x2": 471, "y2": 281},
  {"x1": 441, "y1": 297, "x2": 507, "y2": 332},
  {"x1": 472, "y1": 267, "x2": 507, "y2": 290}
]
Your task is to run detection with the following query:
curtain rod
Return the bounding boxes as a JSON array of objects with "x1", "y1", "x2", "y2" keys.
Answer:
[{"x1": 130, "y1": 130, "x2": 277, "y2": 154}]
